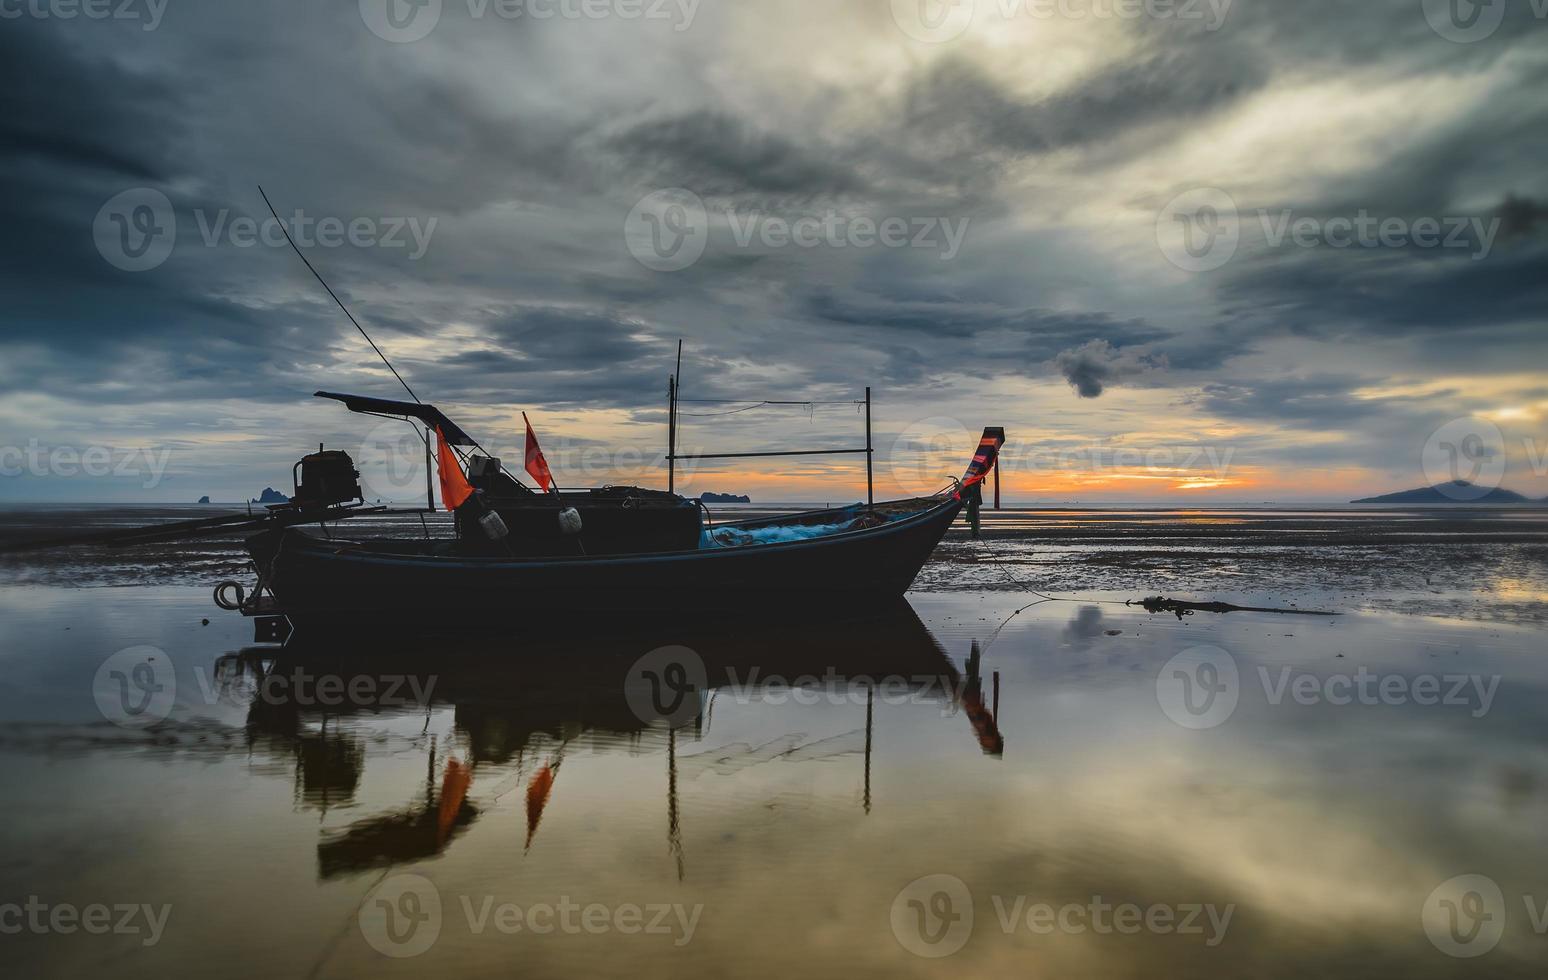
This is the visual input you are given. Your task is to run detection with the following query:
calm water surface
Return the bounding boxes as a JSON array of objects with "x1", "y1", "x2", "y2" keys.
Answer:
[{"x1": 2, "y1": 574, "x2": 1546, "y2": 977}]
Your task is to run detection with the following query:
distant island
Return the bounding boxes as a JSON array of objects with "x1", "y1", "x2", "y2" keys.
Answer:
[
  {"x1": 1352, "y1": 481, "x2": 1537, "y2": 504},
  {"x1": 250, "y1": 487, "x2": 289, "y2": 505},
  {"x1": 699, "y1": 492, "x2": 751, "y2": 504},
  {"x1": 197, "y1": 495, "x2": 210, "y2": 504}
]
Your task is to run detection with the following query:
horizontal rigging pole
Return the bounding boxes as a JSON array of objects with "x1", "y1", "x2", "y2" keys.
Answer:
[
  {"x1": 668, "y1": 448, "x2": 871, "y2": 461},
  {"x1": 674, "y1": 398, "x2": 863, "y2": 405}
]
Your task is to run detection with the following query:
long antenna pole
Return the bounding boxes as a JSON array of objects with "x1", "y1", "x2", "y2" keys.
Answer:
[
  {"x1": 864, "y1": 386, "x2": 874, "y2": 509},
  {"x1": 257, "y1": 186, "x2": 420, "y2": 405},
  {"x1": 674, "y1": 338, "x2": 683, "y2": 461}
]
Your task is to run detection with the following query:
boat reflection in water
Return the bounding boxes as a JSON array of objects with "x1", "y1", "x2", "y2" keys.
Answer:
[{"x1": 209, "y1": 601, "x2": 1004, "y2": 881}]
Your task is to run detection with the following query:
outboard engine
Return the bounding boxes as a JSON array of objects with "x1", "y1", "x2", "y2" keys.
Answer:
[{"x1": 290, "y1": 448, "x2": 363, "y2": 510}]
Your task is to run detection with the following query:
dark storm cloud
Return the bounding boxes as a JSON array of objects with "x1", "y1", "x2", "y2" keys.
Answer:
[
  {"x1": 903, "y1": 37, "x2": 1266, "y2": 156},
  {"x1": 606, "y1": 110, "x2": 864, "y2": 198},
  {"x1": 801, "y1": 289, "x2": 1176, "y2": 392},
  {"x1": 1054, "y1": 339, "x2": 1163, "y2": 398},
  {"x1": 1496, "y1": 193, "x2": 1548, "y2": 242},
  {"x1": 802, "y1": 288, "x2": 1169, "y2": 347},
  {"x1": 1193, "y1": 377, "x2": 1390, "y2": 425},
  {"x1": 1, "y1": 0, "x2": 1545, "y2": 501},
  {"x1": 1217, "y1": 228, "x2": 1548, "y2": 341}
]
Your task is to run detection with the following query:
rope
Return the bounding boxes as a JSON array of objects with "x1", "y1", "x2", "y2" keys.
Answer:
[
  {"x1": 678, "y1": 402, "x2": 776, "y2": 417},
  {"x1": 969, "y1": 536, "x2": 1130, "y2": 652},
  {"x1": 258, "y1": 186, "x2": 420, "y2": 405}
]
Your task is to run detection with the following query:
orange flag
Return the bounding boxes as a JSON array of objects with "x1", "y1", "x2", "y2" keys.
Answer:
[
  {"x1": 524, "y1": 762, "x2": 558, "y2": 851},
  {"x1": 523, "y1": 412, "x2": 553, "y2": 492},
  {"x1": 435, "y1": 425, "x2": 474, "y2": 510},
  {"x1": 436, "y1": 758, "x2": 471, "y2": 845}
]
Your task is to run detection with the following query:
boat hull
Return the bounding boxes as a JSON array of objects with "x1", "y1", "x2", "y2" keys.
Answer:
[{"x1": 250, "y1": 496, "x2": 963, "y2": 626}]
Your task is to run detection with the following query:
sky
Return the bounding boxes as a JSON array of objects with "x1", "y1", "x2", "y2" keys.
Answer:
[{"x1": 1, "y1": 0, "x2": 1545, "y2": 504}]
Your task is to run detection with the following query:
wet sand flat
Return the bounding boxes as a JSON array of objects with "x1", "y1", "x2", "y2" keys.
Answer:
[{"x1": 0, "y1": 506, "x2": 1544, "y2": 977}]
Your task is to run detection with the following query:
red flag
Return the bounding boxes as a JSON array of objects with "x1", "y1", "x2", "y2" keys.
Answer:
[
  {"x1": 524, "y1": 761, "x2": 558, "y2": 851},
  {"x1": 436, "y1": 758, "x2": 471, "y2": 845},
  {"x1": 435, "y1": 425, "x2": 474, "y2": 510},
  {"x1": 523, "y1": 412, "x2": 553, "y2": 492}
]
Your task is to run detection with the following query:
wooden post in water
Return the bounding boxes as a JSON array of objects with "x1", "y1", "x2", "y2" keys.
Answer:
[
  {"x1": 863, "y1": 685, "x2": 873, "y2": 814},
  {"x1": 864, "y1": 386, "x2": 873, "y2": 508},
  {"x1": 994, "y1": 455, "x2": 1001, "y2": 510}
]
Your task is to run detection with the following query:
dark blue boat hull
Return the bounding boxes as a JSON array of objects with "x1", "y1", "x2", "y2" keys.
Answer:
[{"x1": 250, "y1": 495, "x2": 963, "y2": 625}]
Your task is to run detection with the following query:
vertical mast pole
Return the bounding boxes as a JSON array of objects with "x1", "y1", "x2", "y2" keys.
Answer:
[
  {"x1": 670, "y1": 339, "x2": 683, "y2": 496},
  {"x1": 864, "y1": 386, "x2": 874, "y2": 509},
  {"x1": 424, "y1": 425, "x2": 435, "y2": 511},
  {"x1": 994, "y1": 455, "x2": 1001, "y2": 510}
]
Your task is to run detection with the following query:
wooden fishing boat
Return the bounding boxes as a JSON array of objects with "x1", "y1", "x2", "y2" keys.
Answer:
[
  {"x1": 248, "y1": 492, "x2": 968, "y2": 624},
  {"x1": 222, "y1": 387, "x2": 1005, "y2": 628}
]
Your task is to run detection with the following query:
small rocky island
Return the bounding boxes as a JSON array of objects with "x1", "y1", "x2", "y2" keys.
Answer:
[
  {"x1": 251, "y1": 487, "x2": 289, "y2": 505},
  {"x1": 698, "y1": 492, "x2": 751, "y2": 504},
  {"x1": 1352, "y1": 481, "x2": 1537, "y2": 504}
]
